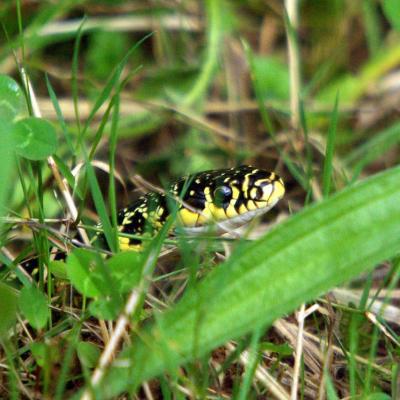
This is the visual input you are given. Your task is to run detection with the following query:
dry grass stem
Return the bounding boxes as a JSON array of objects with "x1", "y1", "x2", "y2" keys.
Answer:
[{"x1": 226, "y1": 342, "x2": 290, "y2": 400}]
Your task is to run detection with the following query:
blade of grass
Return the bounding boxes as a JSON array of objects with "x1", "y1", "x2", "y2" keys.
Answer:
[
  {"x1": 299, "y1": 100, "x2": 314, "y2": 202},
  {"x1": 392, "y1": 363, "x2": 399, "y2": 399},
  {"x1": 364, "y1": 325, "x2": 380, "y2": 394},
  {"x1": 237, "y1": 326, "x2": 263, "y2": 400},
  {"x1": 362, "y1": 0, "x2": 382, "y2": 56},
  {"x1": 84, "y1": 149, "x2": 116, "y2": 253},
  {"x1": 325, "y1": 370, "x2": 339, "y2": 400},
  {"x1": 322, "y1": 93, "x2": 339, "y2": 197},
  {"x1": 349, "y1": 307, "x2": 362, "y2": 397},
  {"x1": 346, "y1": 121, "x2": 400, "y2": 181},
  {"x1": 182, "y1": 0, "x2": 222, "y2": 107},
  {"x1": 71, "y1": 16, "x2": 86, "y2": 135},
  {"x1": 45, "y1": 74, "x2": 75, "y2": 158},
  {"x1": 108, "y1": 93, "x2": 120, "y2": 251}
]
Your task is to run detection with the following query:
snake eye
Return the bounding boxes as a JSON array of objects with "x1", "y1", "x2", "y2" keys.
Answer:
[{"x1": 213, "y1": 185, "x2": 232, "y2": 206}]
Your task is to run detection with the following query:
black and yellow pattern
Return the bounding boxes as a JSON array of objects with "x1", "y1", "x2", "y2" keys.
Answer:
[{"x1": 116, "y1": 165, "x2": 285, "y2": 251}]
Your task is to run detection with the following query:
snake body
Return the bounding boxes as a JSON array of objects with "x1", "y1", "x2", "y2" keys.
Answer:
[{"x1": 116, "y1": 165, "x2": 285, "y2": 251}]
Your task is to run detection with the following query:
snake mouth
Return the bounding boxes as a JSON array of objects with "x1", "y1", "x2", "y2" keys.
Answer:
[{"x1": 257, "y1": 178, "x2": 285, "y2": 206}]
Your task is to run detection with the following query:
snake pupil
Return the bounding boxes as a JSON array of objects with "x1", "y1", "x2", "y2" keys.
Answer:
[{"x1": 213, "y1": 185, "x2": 232, "y2": 207}]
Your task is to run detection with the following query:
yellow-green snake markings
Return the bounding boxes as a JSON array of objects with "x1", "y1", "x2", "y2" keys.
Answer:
[{"x1": 114, "y1": 165, "x2": 285, "y2": 251}]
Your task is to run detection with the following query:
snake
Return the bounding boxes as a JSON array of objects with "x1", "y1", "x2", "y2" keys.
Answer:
[{"x1": 113, "y1": 165, "x2": 285, "y2": 251}]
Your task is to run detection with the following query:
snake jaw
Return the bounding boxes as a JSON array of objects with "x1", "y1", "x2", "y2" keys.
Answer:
[{"x1": 265, "y1": 178, "x2": 285, "y2": 206}]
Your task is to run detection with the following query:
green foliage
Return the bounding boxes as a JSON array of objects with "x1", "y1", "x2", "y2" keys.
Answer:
[
  {"x1": 30, "y1": 341, "x2": 60, "y2": 367},
  {"x1": 18, "y1": 285, "x2": 49, "y2": 330},
  {"x1": 252, "y1": 56, "x2": 290, "y2": 100},
  {"x1": 48, "y1": 260, "x2": 68, "y2": 280},
  {"x1": 365, "y1": 393, "x2": 391, "y2": 400},
  {"x1": 0, "y1": 123, "x2": 15, "y2": 208},
  {"x1": 76, "y1": 341, "x2": 100, "y2": 369},
  {"x1": 0, "y1": 283, "x2": 18, "y2": 338},
  {"x1": 259, "y1": 342, "x2": 292, "y2": 356},
  {"x1": 325, "y1": 372, "x2": 340, "y2": 400},
  {"x1": 322, "y1": 94, "x2": 339, "y2": 196},
  {"x1": 66, "y1": 249, "x2": 108, "y2": 298},
  {"x1": 382, "y1": 0, "x2": 400, "y2": 31},
  {"x1": 346, "y1": 120, "x2": 400, "y2": 178},
  {"x1": 12, "y1": 117, "x2": 57, "y2": 160},
  {"x1": 86, "y1": 31, "x2": 131, "y2": 81},
  {"x1": 66, "y1": 249, "x2": 143, "y2": 319},
  {"x1": 0, "y1": 74, "x2": 26, "y2": 120},
  {"x1": 106, "y1": 251, "x2": 143, "y2": 293}
]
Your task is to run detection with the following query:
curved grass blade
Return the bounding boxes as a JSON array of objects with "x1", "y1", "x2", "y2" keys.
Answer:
[{"x1": 101, "y1": 165, "x2": 400, "y2": 396}]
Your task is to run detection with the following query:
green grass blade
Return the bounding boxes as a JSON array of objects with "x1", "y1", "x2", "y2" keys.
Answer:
[
  {"x1": 182, "y1": 0, "x2": 222, "y2": 107},
  {"x1": 362, "y1": 0, "x2": 382, "y2": 56},
  {"x1": 322, "y1": 93, "x2": 339, "y2": 197},
  {"x1": 102, "y1": 164, "x2": 400, "y2": 395},
  {"x1": 325, "y1": 370, "x2": 339, "y2": 400},
  {"x1": 345, "y1": 121, "x2": 400, "y2": 180},
  {"x1": 108, "y1": 93, "x2": 120, "y2": 250},
  {"x1": 45, "y1": 74, "x2": 75, "y2": 157},
  {"x1": 237, "y1": 327, "x2": 262, "y2": 400},
  {"x1": 71, "y1": 16, "x2": 86, "y2": 135},
  {"x1": 84, "y1": 151, "x2": 116, "y2": 253}
]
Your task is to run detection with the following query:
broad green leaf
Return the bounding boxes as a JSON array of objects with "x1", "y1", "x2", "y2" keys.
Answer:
[
  {"x1": 383, "y1": 0, "x2": 400, "y2": 31},
  {"x1": 106, "y1": 251, "x2": 143, "y2": 293},
  {"x1": 0, "y1": 75, "x2": 25, "y2": 120},
  {"x1": 100, "y1": 165, "x2": 400, "y2": 396},
  {"x1": 49, "y1": 260, "x2": 68, "y2": 280},
  {"x1": 77, "y1": 341, "x2": 100, "y2": 369},
  {"x1": 30, "y1": 341, "x2": 60, "y2": 368},
  {"x1": 12, "y1": 117, "x2": 57, "y2": 160},
  {"x1": 0, "y1": 121, "x2": 15, "y2": 220},
  {"x1": 66, "y1": 249, "x2": 108, "y2": 298},
  {"x1": 89, "y1": 296, "x2": 123, "y2": 321},
  {"x1": 30, "y1": 342, "x2": 48, "y2": 367},
  {"x1": 0, "y1": 283, "x2": 18, "y2": 338},
  {"x1": 0, "y1": 121, "x2": 15, "y2": 340},
  {"x1": 18, "y1": 285, "x2": 48, "y2": 330},
  {"x1": 345, "y1": 121, "x2": 400, "y2": 178}
]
